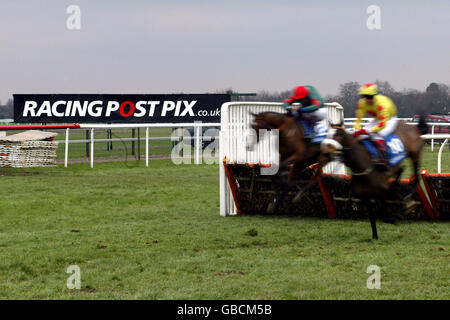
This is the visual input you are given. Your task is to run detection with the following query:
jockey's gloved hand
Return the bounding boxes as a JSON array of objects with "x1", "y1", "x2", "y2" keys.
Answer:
[
  {"x1": 353, "y1": 128, "x2": 369, "y2": 137},
  {"x1": 282, "y1": 102, "x2": 291, "y2": 109},
  {"x1": 282, "y1": 103, "x2": 294, "y2": 116}
]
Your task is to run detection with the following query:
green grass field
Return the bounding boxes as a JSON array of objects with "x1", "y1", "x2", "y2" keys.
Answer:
[{"x1": 0, "y1": 150, "x2": 449, "y2": 299}]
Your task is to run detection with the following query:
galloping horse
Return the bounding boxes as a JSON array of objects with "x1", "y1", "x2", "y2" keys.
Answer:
[
  {"x1": 249, "y1": 112, "x2": 329, "y2": 213},
  {"x1": 320, "y1": 115, "x2": 428, "y2": 239}
]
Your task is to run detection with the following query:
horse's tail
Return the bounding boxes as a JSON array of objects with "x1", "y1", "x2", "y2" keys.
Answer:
[{"x1": 417, "y1": 113, "x2": 428, "y2": 135}]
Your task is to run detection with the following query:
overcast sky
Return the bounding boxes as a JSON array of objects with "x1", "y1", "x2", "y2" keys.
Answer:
[{"x1": 0, "y1": 0, "x2": 449, "y2": 102}]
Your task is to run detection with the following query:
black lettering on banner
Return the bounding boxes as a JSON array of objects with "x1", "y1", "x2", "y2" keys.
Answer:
[{"x1": 13, "y1": 94, "x2": 231, "y2": 123}]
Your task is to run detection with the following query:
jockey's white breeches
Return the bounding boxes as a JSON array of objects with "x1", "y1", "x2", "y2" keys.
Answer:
[
  {"x1": 302, "y1": 108, "x2": 328, "y2": 123},
  {"x1": 363, "y1": 116, "x2": 399, "y2": 139}
]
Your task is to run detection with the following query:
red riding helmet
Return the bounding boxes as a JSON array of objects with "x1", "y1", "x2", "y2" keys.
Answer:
[{"x1": 289, "y1": 86, "x2": 310, "y2": 101}]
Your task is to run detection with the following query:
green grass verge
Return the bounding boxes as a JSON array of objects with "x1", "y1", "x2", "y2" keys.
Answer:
[{"x1": 0, "y1": 159, "x2": 448, "y2": 299}]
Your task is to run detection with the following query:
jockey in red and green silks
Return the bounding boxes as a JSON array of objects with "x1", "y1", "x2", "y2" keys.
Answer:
[{"x1": 282, "y1": 85, "x2": 327, "y2": 139}]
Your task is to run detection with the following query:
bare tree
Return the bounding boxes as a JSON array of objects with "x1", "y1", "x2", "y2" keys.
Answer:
[
  {"x1": 331, "y1": 82, "x2": 360, "y2": 117},
  {"x1": 374, "y1": 80, "x2": 395, "y2": 96},
  {"x1": 425, "y1": 83, "x2": 450, "y2": 114}
]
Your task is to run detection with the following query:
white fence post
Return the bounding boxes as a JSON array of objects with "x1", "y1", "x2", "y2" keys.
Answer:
[
  {"x1": 195, "y1": 123, "x2": 201, "y2": 165},
  {"x1": 438, "y1": 138, "x2": 448, "y2": 174},
  {"x1": 90, "y1": 128, "x2": 94, "y2": 168},
  {"x1": 64, "y1": 128, "x2": 70, "y2": 167},
  {"x1": 146, "y1": 127, "x2": 149, "y2": 167},
  {"x1": 431, "y1": 125, "x2": 435, "y2": 152}
]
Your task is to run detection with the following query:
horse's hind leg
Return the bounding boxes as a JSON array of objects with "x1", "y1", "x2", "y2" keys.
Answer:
[
  {"x1": 394, "y1": 166, "x2": 404, "y2": 184},
  {"x1": 379, "y1": 198, "x2": 398, "y2": 224},
  {"x1": 267, "y1": 167, "x2": 290, "y2": 214},
  {"x1": 388, "y1": 166, "x2": 404, "y2": 197},
  {"x1": 407, "y1": 137, "x2": 424, "y2": 189},
  {"x1": 403, "y1": 155, "x2": 421, "y2": 208},
  {"x1": 411, "y1": 155, "x2": 420, "y2": 190}
]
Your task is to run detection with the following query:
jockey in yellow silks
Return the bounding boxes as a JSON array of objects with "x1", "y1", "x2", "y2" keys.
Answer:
[{"x1": 353, "y1": 83, "x2": 398, "y2": 166}]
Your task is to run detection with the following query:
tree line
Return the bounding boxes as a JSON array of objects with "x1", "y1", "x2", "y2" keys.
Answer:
[
  {"x1": 0, "y1": 99, "x2": 13, "y2": 119},
  {"x1": 241, "y1": 81, "x2": 450, "y2": 118}
]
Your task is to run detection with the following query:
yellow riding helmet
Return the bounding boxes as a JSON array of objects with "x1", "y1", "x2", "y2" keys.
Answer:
[{"x1": 359, "y1": 83, "x2": 378, "y2": 96}]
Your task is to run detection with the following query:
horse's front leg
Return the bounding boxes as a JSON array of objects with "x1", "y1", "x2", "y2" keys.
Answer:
[
  {"x1": 292, "y1": 168, "x2": 319, "y2": 204},
  {"x1": 369, "y1": 209, "x2": 379, "y2": 240},
  {"x1": 361, "y1": 196, "x2": 378, "y2": 240},
  {"x1": 266, "y1": 167, "x2": 290, "y2": 214},
  {"x1": 279, "y1": 153, "x2": 303, "y2": 169},
  {"x1": 366, "y1": 197, "x2": 379, "y2": 240},
  {"x1": 266, "y1": 151, "x2": 309, "y2": 214},
  {"x1": 291, "y1": 153, "x2": 327, "y2": 204}
]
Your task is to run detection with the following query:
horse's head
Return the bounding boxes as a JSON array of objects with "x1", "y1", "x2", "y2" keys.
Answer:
[
  {"x1": 320, "y1": 122, "x2": 349, "y2": 159},
  {"x1": 246, "y1": 112, "x2": 262, "y2": 151},
  {"x1": 247, "y1": 111, "x2": 286, "y2": 151}
]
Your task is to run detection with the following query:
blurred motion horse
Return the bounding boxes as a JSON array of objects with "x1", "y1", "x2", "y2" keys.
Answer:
[
  {"x1": 320, "y1": 115, "x2": 428, "y2": 239},
  {"x1": 248, "y1": 111, "x2": 329, "y2": 213}
]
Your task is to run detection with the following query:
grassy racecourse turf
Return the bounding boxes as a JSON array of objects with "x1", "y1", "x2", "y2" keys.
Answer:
[{"x1": 0, "y1": 148, "x2": 449, "y2": 299}]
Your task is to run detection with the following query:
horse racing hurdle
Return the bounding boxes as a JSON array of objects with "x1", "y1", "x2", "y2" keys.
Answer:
[
  {"x1": 219, "y1": 101, "x2": 345, "y2": 217},
  {"x1": 421, "y1": 169, "x2": 450, "y2": 220},
  {"x1": 219, "y1": 102, "x2": 440, "y2": 221}
]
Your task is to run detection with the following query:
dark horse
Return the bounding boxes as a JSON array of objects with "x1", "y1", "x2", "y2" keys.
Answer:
[
  {"x1": 320, "y1": 115, "x2": 428, "y2": 239},
  {"x1": 249, "y1": 112, "x2": 328, "y2": 213}
]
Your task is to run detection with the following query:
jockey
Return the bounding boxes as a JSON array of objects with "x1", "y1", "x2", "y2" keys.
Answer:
[
  {"x1": 282, "y1": 85, "x2": 327, "y2": 141},
  {"x1": 353, "y1": 83, "x2": 398, "y2": 166}
]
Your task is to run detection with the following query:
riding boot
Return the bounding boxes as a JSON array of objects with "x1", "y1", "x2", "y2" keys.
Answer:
[{"x1": 373, "y1": 139, "x2": 389, "y2": 168}]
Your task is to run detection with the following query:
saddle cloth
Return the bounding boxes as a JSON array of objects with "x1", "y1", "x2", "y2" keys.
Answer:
[{"x1": 360, "y1": 133, "x2": 407, "y2": 166}]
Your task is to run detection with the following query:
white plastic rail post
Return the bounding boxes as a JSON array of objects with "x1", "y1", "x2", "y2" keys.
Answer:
[
  {"x1": 195, "y1": 124, "x2": 201, "y2": 165},
  {"x1": 146, "y1": 127, "x2": 149, "y2": 167},
  {"x1": 438, "y1": 138, "x2": 448, "y2": 174},
  {"x1": 64, "y1": 128, "x2": 69, "y2": 167},
  {"x1": 431, "y1": 125, "x2": 435, "y2": 152},
  {"x1": 90, "y1": 128, "x2": 94, "y2": 168}
]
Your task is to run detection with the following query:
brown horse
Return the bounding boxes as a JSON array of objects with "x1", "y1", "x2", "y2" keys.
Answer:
[
  {"x1": 320, "y1": 115, "x2": 428, "y2": 239},
  {"x1": 249, "y1": 112, "x2": 327, "y2": 213}
]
